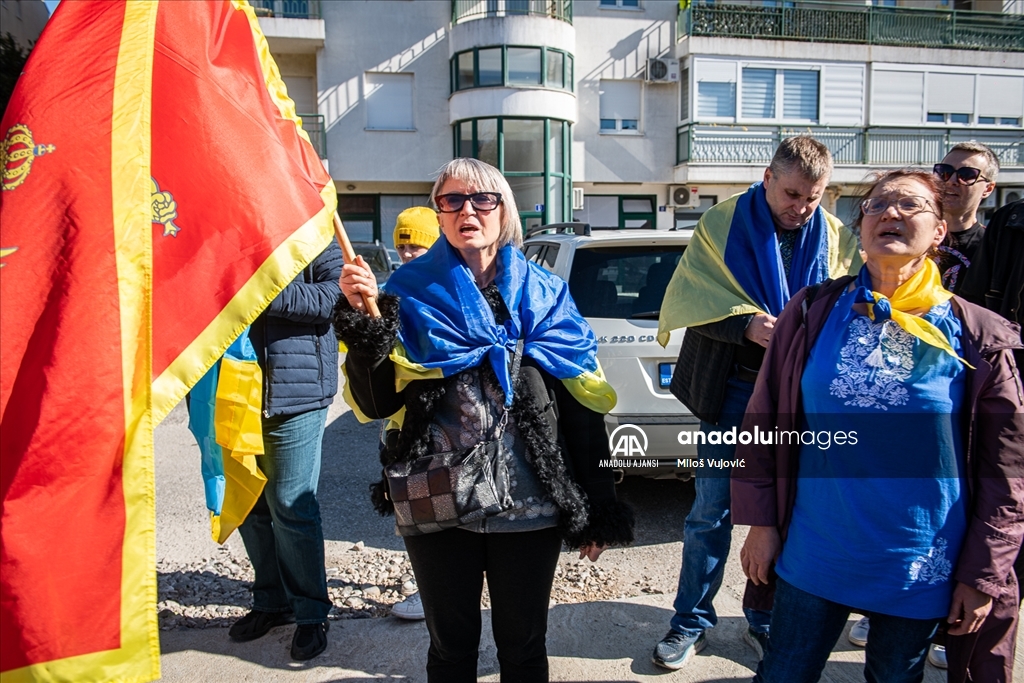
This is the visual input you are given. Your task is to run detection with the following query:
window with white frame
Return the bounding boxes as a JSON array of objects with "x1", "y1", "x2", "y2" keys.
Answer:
[
  {"x1": 365, "y1": 72, "x2": 414, "y2": 130},
  {"x1": 599, "y1": 0, "x2": 640, "y2": 7},
  {"x1": 599, "y1": 80, "x2": 641, "y2": 133},
  {"x1": 741, "y1": 68, "x2": 819, "y2": 122}
]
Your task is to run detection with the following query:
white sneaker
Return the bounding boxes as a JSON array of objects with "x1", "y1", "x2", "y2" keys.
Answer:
[
  {"x1": 928, "y1": 644, "x2": 947, "y2": 669},
  {"x1": 848, "y1": 616, "x2": 869, "y2": 647},
  {"x1": 391, "y1": 592, "x2": 425, "y2": 620}
]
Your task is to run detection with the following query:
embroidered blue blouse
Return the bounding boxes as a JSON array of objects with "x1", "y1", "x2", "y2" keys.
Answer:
[{"x1": 775, "y1": 283, "x2": 968, "y2": 619}]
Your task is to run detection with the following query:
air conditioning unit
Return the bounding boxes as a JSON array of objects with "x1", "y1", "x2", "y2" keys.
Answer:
[
  {"x1": 668, "y1": 185, "x2": 700, "y2": 209},
  {"x1": 572, "y1": 187, "x2": 585, "y2": 211},
  {"x1": 1001, "y1": 188, "x2": 1022, "y2": 207},
  {"x1": 646, "y1": 58, "x2": 680, "y2": 84}
]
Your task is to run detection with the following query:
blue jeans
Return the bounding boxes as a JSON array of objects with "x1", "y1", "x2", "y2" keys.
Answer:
[
  {"x1": 238, "y1": 407, "x2": 331, "y2": 624},
  {"x1": 755, "y1": 578, "x2": 940, "y2": 683},
  {"x1": 670, "y1": 377, "x2": 771, "y2": 636}
]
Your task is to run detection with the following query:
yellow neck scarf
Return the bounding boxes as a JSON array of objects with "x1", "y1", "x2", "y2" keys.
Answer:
[{"x1": 859, "y1": 258, "x2": 971, "y2": 368}]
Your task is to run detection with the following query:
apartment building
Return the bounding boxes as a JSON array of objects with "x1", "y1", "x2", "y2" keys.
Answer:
[{"x1": 256, "y1": 0, "x2": 1024, "y2": 245}]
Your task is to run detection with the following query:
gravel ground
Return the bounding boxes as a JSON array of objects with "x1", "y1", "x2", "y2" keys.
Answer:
[{"x1": 156, "y1": 529, "x2": 672, "y2": 631}]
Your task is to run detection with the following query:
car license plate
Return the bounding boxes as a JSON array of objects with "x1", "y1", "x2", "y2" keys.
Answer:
[{"x1": 658, "y1": 362, "x2": 674, "y2": 388}]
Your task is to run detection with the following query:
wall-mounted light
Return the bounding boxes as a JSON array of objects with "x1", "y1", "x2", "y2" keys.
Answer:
[{"x1": 346, "y1": 184, "x2": 356, "y2": 191}]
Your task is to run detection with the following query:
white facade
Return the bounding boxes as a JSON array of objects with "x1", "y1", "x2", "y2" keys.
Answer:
[{"x1": 260, "y1": 0, "x2": 1024, "y2": 242}]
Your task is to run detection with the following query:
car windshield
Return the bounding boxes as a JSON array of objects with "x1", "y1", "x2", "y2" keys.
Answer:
[
  {"x1": 568, "y1": 246, "x2": 683, "y2": 320},
  {"x1": 353, "y1": 244, "x2": 390, "y2": 275}
]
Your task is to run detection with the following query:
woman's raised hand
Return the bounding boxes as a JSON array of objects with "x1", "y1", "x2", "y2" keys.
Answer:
[{"x1": 340, "y1": 255, "x2": 378, "y2": 313}]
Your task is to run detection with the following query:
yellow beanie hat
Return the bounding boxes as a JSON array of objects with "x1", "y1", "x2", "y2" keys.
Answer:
[{"x1": 393, "y1": 206, "x2": 440, "y2": 249}]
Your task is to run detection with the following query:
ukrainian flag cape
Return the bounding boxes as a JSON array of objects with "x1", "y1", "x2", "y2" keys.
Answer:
[
  {"x1": 381, "y1": 236, "x2": 616, "y2": 414},
  {"x1": 658, "y1": 183, "x2": 861, "y2": 346},
  {"x1": 187, "y1": 328, "x2": 268, "y2": 544}
]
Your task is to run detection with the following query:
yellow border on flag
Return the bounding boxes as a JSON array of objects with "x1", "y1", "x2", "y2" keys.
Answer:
[
  {"x1": 1, "y1": 2, "x2": 161, "y2": 681},
  {"x1": 150, "y1": 0, "x2": 336, "y2": 422}
]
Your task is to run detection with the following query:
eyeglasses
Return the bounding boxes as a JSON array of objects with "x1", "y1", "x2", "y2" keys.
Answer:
[
  {"x1": 933, "y1": 163, "x2": 989, "y2": 186},
  {"x1": 435, "y1": 192, "x2": 502, "y2": 213},
  {"x1": 860, "y1": 196, "x2": 936, "y2": 217}
]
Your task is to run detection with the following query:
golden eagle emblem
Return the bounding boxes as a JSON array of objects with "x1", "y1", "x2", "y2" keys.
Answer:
[
  {"x1": 1, "y1": 124, "x2": 55, "y2": 191},
  {"x1": 151, "y1": 177, "x2": 182, "y2": 237}
]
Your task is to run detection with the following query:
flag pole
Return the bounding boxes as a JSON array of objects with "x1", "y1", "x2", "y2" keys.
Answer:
[{"x1": 333, "y1": 212, "x2": 381, "y2": 318}]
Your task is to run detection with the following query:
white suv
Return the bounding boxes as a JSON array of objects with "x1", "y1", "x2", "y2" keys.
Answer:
[{"x1": 522, "y1": 224, "x2": 699, "y2": 480}]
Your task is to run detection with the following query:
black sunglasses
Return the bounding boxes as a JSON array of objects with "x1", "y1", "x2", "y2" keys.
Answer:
[
  {"x1": 435, "y1": 192, "x2": 502, "y2": 213},
  {"x1": 933, "y1": 163, "x2": 989, "y2": 186}
]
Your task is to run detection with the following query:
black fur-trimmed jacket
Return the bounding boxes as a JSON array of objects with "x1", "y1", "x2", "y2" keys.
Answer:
[{"x1": 334, "y1": 290, "x2": 634, "y2": 549}]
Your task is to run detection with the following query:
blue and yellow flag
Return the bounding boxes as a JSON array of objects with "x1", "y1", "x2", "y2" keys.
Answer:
[
  {"x1": 188, "y1": 329, "x2": 268, "y2": 544},
  {"x1": 379, "y1": 236, "x2": 616, "y2": 414},
  {"x1": 658, "y1": 184, "x2": 861, "y2": 346}
]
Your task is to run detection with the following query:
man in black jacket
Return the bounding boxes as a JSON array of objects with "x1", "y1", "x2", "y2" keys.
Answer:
[{"x1": 227, "y1": 240, "x2": 343, "y2": 661}]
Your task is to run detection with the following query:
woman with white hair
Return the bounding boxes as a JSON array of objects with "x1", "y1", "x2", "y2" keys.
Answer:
[{"x1": 335, "y1": 158, "x2": 634, "y2": 682}]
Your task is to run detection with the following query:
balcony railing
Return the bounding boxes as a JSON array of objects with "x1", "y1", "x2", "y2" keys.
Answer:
[
  {"x1": 677, "y1": 1, "x2": 1024, "y2": 52},
  {"x1": 251, "y1": 0, "x2": 320, "y2": 20},
  {"x1": 676, "y1": 124, "x2": 1024, "y2": 168},
  {"x1": 299, "y1": 114, "x2": 325, "y2": 159},
  {"x1": 452, "y1": 0, "x2": 572, "y2": 25}
]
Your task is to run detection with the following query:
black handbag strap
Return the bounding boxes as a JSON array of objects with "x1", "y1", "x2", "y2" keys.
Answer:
[
  {"x1": 509, "y1": 337, "x2": 524, "y2": 380},
  {"x1": 495, "y1": 339, "x2": 525, "y2": 437}
]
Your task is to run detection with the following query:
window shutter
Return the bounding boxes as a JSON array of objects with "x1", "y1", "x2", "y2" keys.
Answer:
[
  {"x1": 927, "y1": 73, "x2": 974, "y2": 115},
  {"x1": 872, "y1": 70, "x2": 924, "y2": 124},
  {"x1": 821, "y1": 65, "x2": 864, "y2": 125},
  {"x1": 742, "y1": 68, "x2": 776, "y2": 119},
  {"x1": 599, "y1": 80, "x2": 641, "y2": 120},
  {"x1": 365, "y1": 73, "x2": 414, "y2": 130},
  {"x1": 782, "y1": 70, "x2": 818, "y2": 120},
  {"x1": 978, "y1": 75, "x2": 1024, "y2": 119}
]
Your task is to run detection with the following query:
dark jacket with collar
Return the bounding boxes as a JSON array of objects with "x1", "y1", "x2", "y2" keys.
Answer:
[
  {"x1": 670, "y1": 315, "x2": 757, "y2": 425},
  {"x1": 334, "y1": 292, "x2": 635, "y2": 549},
  {"x1": 960, "y1": 199, "x2": 1024, "y2": 331},
  {"x1": 249, "y1": 240, "x2": 343, "y2": 418},
  {"x1": 731, "y1": 276, "x2": 1024, "y2": 678}
]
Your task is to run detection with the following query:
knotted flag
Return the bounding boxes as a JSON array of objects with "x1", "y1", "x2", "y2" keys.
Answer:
[{"x1": 0, "y1": 1, "x2": 336, "y2": 680}]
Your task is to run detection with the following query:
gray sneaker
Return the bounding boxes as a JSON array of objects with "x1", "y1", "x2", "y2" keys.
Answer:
[
  {"x1": 652, "y1": 630, "x2": 707, "y2": 670},
  {"x1": 391, "y1": 592, "x2": 425, "y2": 620}
]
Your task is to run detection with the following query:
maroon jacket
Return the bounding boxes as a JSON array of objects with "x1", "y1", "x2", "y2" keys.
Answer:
[{"x1": 732, "y1": 276, "x2": 1024, "y2": 616}]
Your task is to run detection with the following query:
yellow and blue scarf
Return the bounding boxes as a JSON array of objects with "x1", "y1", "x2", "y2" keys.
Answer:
[
  {"x1": 853, "y1": 259, "x2": 970, "y2": 367},
  {"x1": 382, "y1": 235, "x2": 615, "y2": 413}
]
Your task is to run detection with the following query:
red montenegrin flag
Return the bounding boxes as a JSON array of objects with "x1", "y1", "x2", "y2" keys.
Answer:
[{"x1": 0, "y1": 1, "x2": 336, "y2": 680}]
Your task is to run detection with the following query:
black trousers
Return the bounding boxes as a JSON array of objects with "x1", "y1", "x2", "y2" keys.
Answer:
[{"x1": 403, "y1": 526, "x2": 562, "y2": 683}]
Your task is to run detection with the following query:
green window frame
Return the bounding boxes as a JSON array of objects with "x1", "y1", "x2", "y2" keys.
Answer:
[
  {"x1": 450, "y1": 46, "x2": 574, "y2": 94},
  {"x1": 453, "y1": 117, "x2": 572, "y2": 231},
  {"x1": 619, "y1": 196, "x2": 657, "y2": 229}
]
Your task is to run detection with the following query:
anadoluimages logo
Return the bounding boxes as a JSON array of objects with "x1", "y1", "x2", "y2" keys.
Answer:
[{"x1": 608, "y1": 424, "x2": 648, "y2": 458}]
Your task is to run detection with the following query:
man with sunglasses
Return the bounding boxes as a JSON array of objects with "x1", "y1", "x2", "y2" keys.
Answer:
[{"x1": 932, "y1": 142, "x2": 999, "y2": 295}]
